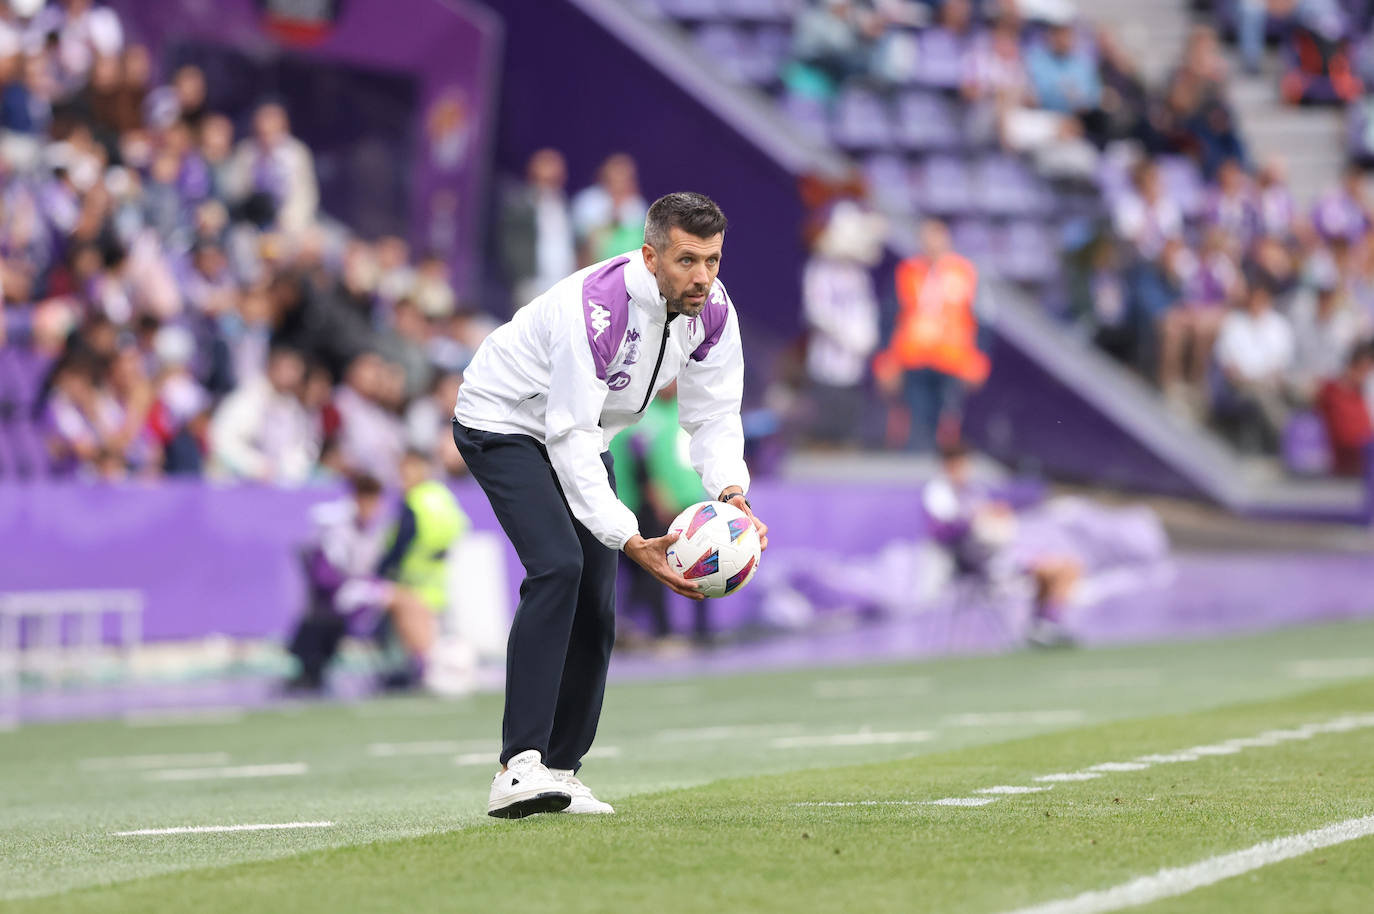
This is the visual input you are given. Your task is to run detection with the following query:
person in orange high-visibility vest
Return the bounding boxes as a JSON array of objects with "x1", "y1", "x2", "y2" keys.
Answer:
[{"x1": 874, "y1": 218, "x2": 991, "y2": 452}]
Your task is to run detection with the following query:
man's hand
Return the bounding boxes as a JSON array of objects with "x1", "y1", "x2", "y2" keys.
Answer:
[
  {"x1": 719, "y1": 488, "x2": 769, "y2": 551},
  {"x1": 624, "y1": 533, "x2": 704, "y2": 600}
]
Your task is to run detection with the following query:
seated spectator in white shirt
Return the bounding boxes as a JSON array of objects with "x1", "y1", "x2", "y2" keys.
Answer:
[
  {"x1": 1113, "y1": 160, "x2": 1184, "y2": 261},
  {"x1": 209, "y1": 344, "x2": 319, "y2": 483},
  {"x1": 225, "y1": 102, "x2": 319, "y2": 236},
  {"x1": 1286, "y1": 277, "x2": 1370, "y2": 403},
  {"x1": 334, "y1": 351, "x2": 406, "y2": 487},
  {"x1": 1213, "y1": 283, "x2": 1297, "y2": 453}
]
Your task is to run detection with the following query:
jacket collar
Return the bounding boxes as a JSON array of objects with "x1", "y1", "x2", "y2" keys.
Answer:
[{"x1": 623, "y1": 249, "x2": 669, "y2": 317}]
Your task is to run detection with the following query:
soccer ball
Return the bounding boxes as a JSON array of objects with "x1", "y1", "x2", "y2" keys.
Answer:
[{"x1": 664, "y1": 500, "x2": 761, "y2": 598}]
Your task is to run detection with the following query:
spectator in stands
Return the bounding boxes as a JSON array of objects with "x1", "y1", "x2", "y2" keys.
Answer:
[
  {"x1": 225, "y1": 101, "x2": 318, "y2": 236},
  {"x1": 1311, "y1": 163, "x2": 1372, "y2": 244},
  {"x1": 1255, "y1": 157, "x2": 1297, "y2": 240},
  {"x1": 49, "y1": 0, "x2": 123, "y2": 90},
  {"x1": 1114, "y1": 160, "x2": 1183, "y2": 261},
  {"x1": 1025, "y1": 18, "x2": 1101, "y2": 119},
  {"x1": 499, "y1": 147, "x2": 576, "y2": 311},
  {"x1": 334, "y1": 350, "x2": 406, "y2": 487},
  {"x1": 1278, "y1": 0, "x2": 1361, "y2": 104},
  {"x1": 1287, "y1": 274, "x2": 1369, "y2": 402},
  {"x1": 1316, "y1": 342, "x2": 1374, "y2": 475},
  {"x1": 874, "y1": 218, "x2": 989, "y2": 452},
  {"x1": 571, "y1": 152, "x2": 647, "y2": 265},
  {"x1": 1213, "y1": 282, "x2": 1296, "y2": 452},
  {"x1": 801, "y1": 198, "x2": 884, "y2": 448},
  {"x1": 148, "y1": 324, "x2": 208, "y2": 474},
  {"x1": 787, "y1": 0, "x2": 877, "y2": 97},
  {"x1": 1095, "y1": 26, "x2": 1151, "y2": 144},
  {"x1": 405, "y1": 370, "x2": 466, "y2": 478},
  {"x1": 208, "y1": 343, "x2": 318, "y2": 483},
  {"x1": 1204, "y1": 159, "x2": 1258, "y2": 249},
  {"x1": 376, "y1": 298, "x2": 433, "y2": 402},
  {"x1": 1158, "y1": 229, "x2": 1242, "y2": 414},
  {"x1": 962, "y1": 18, "x2": 1029, "y2": 107},
  {"x1": 41, "y1": 353, "x2": 122, "y2": 476}
]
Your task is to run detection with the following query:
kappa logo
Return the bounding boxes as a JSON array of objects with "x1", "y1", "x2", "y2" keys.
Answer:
[
  {"x1": 709, "y1": 285, "x2": 725, "y2": 306},
  {"x1": 588, "y1": 300, "x2": 612, "y2": 339}
]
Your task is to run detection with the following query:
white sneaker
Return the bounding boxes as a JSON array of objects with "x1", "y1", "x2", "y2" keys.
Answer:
[
  {"x1": 487, "y1": 750, "x2": 572, "y2": 819},
  {"x1": 549, "y1": 768, "x2": 615, "y2": 814}
]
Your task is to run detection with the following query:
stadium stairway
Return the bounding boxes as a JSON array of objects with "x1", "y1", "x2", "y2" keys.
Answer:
[{"x1": 567, "y1": 0, "x2": 1368, "y2": 522}]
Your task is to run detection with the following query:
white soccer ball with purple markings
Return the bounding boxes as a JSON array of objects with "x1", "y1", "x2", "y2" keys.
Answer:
[{"x1": 664, "y1": 500, "x2": 761, "y2": 599}]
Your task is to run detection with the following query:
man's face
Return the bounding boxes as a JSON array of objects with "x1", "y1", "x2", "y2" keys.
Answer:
[
  {"x1": 355, "y1": 493, "x2": 383, "y2": 527},
  {"x1": 644, "y1": 227, "x2": 723, "y2": 318}
]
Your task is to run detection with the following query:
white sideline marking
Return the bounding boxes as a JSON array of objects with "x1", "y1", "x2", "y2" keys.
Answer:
[
  {"x1": 771, "y1": 730, "x2": 935, "y2": 749},
  {"x1": 80, "y1": 752, "x2": 230, "y2": 771},
  {"x1": 943, "y1": 711, "x2": 1085, "y2": 728},
  {"x1": 1134, "y1": 753, "x2": 1200, "y2": 764},
  {"x1": 1283, "y1": 658, "x2": 1374, "y2": 680},
  {"x1": 977, "y1": 785, "x2": 1051, "y2": 795},
  {"x1": 1035, "y1": 772, "x2": 1103, "y2": 782},
  {"x1": 1087, "y1": 762, "x2": 1152, "y2": 772},
  {"x1": 655, "y1": 723, "x2": 802, "y2": 742},
  {"x1": 112, "y1": 821, "x2": 334, "y2": 837},
  {"x1": 812, "y1": 677, "x2": 931, "y2": 699},
  {"x1": 124, "y1": 707, "x2": 244, "y2": 727},
  {"x1": 929, "y1": 797, "x2": 998, "y2": 807},
  {"x1": 999, "y1": 814, "x2": 1374, "y2": 914},
  {"x1": 368, "y1": 740, "x2": 494, "y2": 758},
  {"x1": 145, "y1": 763, "x2": 307, "y2": 782},
  {"x1": 1054, "y1": 669, "x2": 1160, "y2": 688},
  {"x1": 454, "y1": 746, "x2": 621, "y2": 767},
  {"x1": 792, "y1": 798, "x2": 997, "y2": 808},
  {"x1": 1186, "y1": 744, "x2": 1241, "y2": 756}
]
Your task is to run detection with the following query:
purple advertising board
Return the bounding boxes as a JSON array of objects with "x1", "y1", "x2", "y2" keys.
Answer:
[{"x1": 107, "y1": 0, "x2": 503, "y2": 299}]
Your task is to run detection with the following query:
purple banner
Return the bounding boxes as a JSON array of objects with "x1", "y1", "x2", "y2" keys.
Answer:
[{"x1": 107, "y1": 0, "x2": 503, "y2": 299}]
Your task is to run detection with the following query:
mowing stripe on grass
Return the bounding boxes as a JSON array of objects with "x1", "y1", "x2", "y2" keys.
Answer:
[
  {"x1": 811, "y1": 678, "x2": 931, "y2": 699},
  {"x1": 367, "y1": 740, "x2": 491, "y2": 758},
  {"x1": 1281, "y1": 657, "x2": 1374, "y2": 680},
  {"x1": 942, "y1": 711, "x2": 1085, "y2": 727},
  {"x1": 111, "y1": 822, "x2": 334, "y2": 837},
  {"x1": 1000, "y1": 814, "x2": 1374, "y2": 914},
  {"x1": 770, "y1": 730, "x2": 934, "y2": 749},
  {"x1": 123, "y1": 708, "x2": 244, "y2": 728},
  {"x1": 144, "y1": 763, "x2": 307, "y2": 781},
  {"x1": 655, "y1": 724, "x2": 802, "y2": 742},
  {"x1": 80, "y1": 753, "x2": 231, "y2": 771}
]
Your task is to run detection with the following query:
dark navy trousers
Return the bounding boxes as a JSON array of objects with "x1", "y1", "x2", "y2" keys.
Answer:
[{"x1": 452, "y1": 420, "x2": 619, "y2": 770}]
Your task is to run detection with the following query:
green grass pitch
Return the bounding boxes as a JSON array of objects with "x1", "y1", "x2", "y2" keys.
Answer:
[{"x1": 3, "y1": 619, "x2": 1373, "y2": 913}]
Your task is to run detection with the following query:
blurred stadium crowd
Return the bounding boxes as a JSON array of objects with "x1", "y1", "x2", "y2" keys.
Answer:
[
  {"x1": 1, "y1": 0, "x2": 1373, "y2": 486},
  {"x1": 652, "y1": 0, "x2": 1374, "y2": 473}
]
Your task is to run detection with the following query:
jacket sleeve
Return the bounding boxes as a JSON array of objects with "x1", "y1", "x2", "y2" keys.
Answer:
[
  {"x1": 544, "y1": 297, "x2": 641, "y2": 550},
  {"x1": 678, "y1": 299, "x2": 750, "y2": 500}
]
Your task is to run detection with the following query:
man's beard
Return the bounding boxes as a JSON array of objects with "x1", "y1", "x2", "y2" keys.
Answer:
[{"x1": 665, "y1": 285, "x2": 709, "y2": 316}]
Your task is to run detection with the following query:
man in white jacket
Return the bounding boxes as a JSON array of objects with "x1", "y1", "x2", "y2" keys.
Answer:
[{"x1": 453, "y1": 192, "x2": 767, "y2": 818}]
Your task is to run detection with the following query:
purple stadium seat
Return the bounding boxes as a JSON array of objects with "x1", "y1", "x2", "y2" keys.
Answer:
[
  {"x1": 975, "y1": 155, "x2": 1051, "y2": 216},
  {"x1": 780, "y1": 92, "x2": 830, "y2": 144},
  {"x1": 893, "y1": 91, "x2": 963, "y2": 150},
  {"x1": 861, "y1": 153, "x2": 917, "y2": 214},
  {"x1": 694, "y1": 25, "x2": 749, "y2": 83},
  {"x1": 0, "y1": 425, "x2": 15, "y2": 482},
  {"x1": 831, "y1": 88, "x2": 894, "y2": 149},
  {"x1": 1282, "y1": 411, "x2": 1333, "y2": 476},
  {"x1": 731, "y1": 0, "x2": 791, "y2": 22},
  {"x1": 951, "y1": 218, "x2": 996, "y2": 261},
  {"x1": 996, "y1": 220, "x2": 1060, "y2": 283},
  {"x1": 914, "y1": 155, "x2": 975, "y2": 215},
  {"x1": 913, "y1": 30, "x2": 966, "y2": 89},
  {"x1": 657, "y1": 0, "x2": 722, "y2": 20}
]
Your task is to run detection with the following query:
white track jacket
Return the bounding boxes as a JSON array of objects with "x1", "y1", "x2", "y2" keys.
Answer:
[{"x1": 454, "y1": 251, "x2": 750, "y2": 550}]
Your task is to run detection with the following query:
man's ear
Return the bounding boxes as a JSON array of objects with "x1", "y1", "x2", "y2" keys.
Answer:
[{"x1": 641, "y1": 242, "x2": 657, "y2": 276}]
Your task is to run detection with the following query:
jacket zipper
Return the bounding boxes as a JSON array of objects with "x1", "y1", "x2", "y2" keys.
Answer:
[{"x1": 636, "y1": 317, "x2": 674, "y2": 413}]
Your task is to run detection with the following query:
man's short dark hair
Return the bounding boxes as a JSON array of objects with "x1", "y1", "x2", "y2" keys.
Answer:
[
  {"x1": 348, "y1": 472, "x2": 383, "y2": 498},
  {"x1": 644, "y1": 192, "x2": 728, "y2": 251}
]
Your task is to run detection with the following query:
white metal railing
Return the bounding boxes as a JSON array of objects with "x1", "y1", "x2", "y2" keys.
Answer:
[{"x1": 0, "y1": 590, "x2": 144, "y2": 704}]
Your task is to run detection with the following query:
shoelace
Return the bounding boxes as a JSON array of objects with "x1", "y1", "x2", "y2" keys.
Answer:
[{"x1": 554, "y1": 773, "x2": 593, "y2": 797}]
